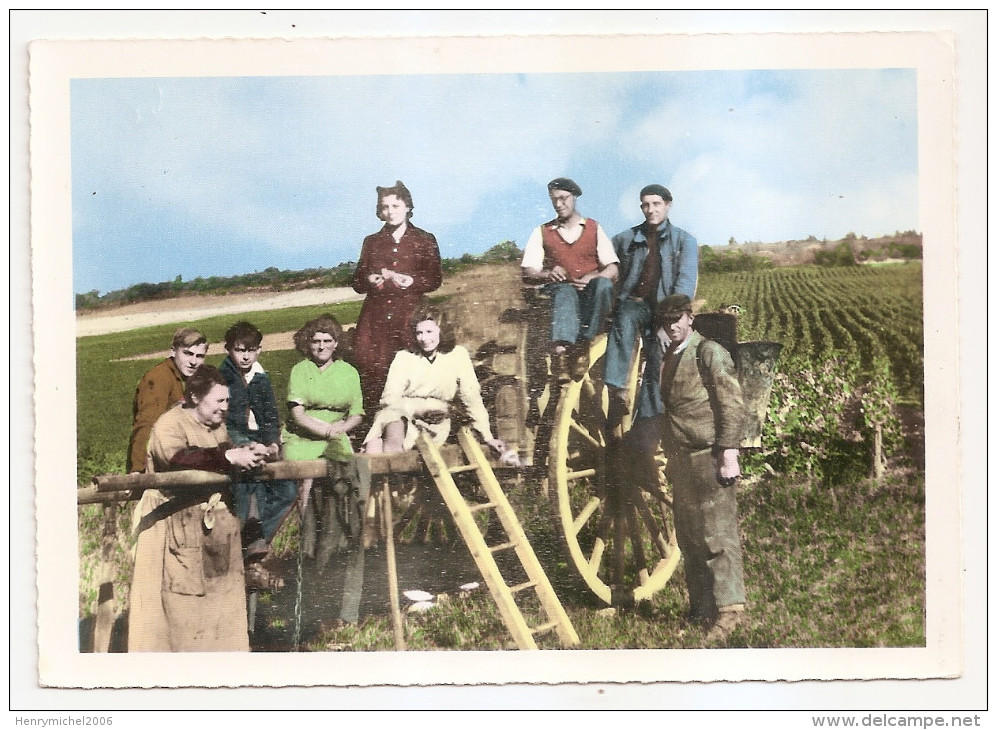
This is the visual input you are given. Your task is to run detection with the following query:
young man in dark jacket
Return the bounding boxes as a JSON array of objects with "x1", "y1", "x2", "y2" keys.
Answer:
[{"x1": 219, "y1": 321, "x2": 298, "y2": 579}]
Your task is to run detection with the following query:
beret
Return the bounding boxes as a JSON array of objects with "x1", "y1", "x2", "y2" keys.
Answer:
[
  {"x1": 547, "y1": 177, "x2": 582, "y2": 196},
  {"x1": 655, "y1": 294, "x2": 694, "y2": 320},
  {"x1": 639, "y1": 184, "x2": 673, "y2": 201}
]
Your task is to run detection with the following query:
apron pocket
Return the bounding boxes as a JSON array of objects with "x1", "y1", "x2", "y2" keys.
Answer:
[{"x1": 165, "y1": 545, "x2": 206, "y2": 596}]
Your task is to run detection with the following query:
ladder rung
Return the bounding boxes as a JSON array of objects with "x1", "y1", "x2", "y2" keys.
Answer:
[
  {"x1": 530, "y1": 620, "x2": 559, "y2": 636},
  {"x1": 469, "y1": 501, "x2": 497, "y2": 514},
  {"x1": 415, "y1": 429, "x2": 580, "y2": 649}
]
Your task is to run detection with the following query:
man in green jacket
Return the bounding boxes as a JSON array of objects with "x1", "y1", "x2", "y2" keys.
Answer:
[{"x1": 651, "y1": 294, "x2": 747, "y2": 642}]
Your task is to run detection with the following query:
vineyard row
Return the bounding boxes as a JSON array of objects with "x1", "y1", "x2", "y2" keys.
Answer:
[{"x1": 698, "y1": 262, "x2": 924, "y2": 398}]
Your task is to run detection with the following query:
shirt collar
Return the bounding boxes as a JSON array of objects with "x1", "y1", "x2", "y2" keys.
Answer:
[
  {"x1": 243, "y1": 361, "x2": 265, "y2": 383},
  {"x1": 630, "y1": 219, "x2": 670, "y2": 247},
  {"x1": 546, "y1": 217, "x2": 588, "y2": 229}
]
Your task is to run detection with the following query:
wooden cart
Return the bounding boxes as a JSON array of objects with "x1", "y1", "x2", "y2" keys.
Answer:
[{"x1": 463, "y1": 287, "x2": 782, "y2": 607}]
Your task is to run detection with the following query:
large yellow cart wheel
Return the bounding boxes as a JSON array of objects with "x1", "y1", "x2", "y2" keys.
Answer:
[{"x1": 549, "y1": 334, "x2": 681, "y2": 606}]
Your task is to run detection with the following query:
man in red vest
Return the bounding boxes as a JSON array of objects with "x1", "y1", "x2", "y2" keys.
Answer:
[{"x1": 521, "y1": 177, "x2": 619, "y2": 379}]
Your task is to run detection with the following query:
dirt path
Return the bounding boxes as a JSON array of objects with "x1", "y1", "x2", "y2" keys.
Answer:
[
  {"x1": 76, "y1": 268, "x2": 492, "y2": 340},
  {"x1": 76, "y1": 287, "x2": 366, "y2": 338}
]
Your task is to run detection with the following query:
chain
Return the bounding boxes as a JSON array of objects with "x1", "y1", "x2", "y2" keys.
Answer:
[{"x1": 292, "y1": 516, "x2": 305, "y2": 651}]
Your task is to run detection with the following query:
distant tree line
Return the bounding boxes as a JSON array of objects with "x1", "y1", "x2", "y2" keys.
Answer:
[
  {"x1": 699, "y1": 245, "x2": 774, "y2": 273},
  {"x1": 701, "y1": 231, "x2": 922, "y2": 272},
  {"x1": 814, "y1": 241, "x2": 858, "y2": 267},
  {"x1": 75, "y1": 240, "x2": 524, "y2": 311}
]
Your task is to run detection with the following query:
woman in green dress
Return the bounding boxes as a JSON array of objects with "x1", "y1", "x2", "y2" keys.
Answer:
[{"x1": 282, "y1": 314, "x2": 364, "y2": 566}]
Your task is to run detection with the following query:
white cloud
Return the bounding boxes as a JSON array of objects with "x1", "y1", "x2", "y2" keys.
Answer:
[{"x1": 72, "y1": 69, "x2": 918, "y2": 292}]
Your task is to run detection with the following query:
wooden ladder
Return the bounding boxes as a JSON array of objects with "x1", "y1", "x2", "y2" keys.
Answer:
[{"x1": 415, "y1": 427, "x2": 579, "y2": 650}]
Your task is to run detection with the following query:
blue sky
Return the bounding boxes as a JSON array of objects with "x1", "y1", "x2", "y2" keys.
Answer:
[{"x1": 71, "y1": 68, "x2": 917, "y2": 295}]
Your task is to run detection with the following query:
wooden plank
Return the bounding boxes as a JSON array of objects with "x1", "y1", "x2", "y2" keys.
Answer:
[
  {"x1": 93, "y1": 470, "x2": 232, "y2": 492},
  {"x1": 380, "y1": 480, "x2": 406, "y2": 651},
  {"x1": 78, "y1": 487, "x2": 135, "y2": 505},
  {"x1": 85, "y1": 447, "x2": 516, "y2": 504},
  {"x1": 93, "y1": 460, "x2": 331, "y2": 491}
]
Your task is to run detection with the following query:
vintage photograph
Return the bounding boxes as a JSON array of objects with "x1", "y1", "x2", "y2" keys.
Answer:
[{"x1": 24, "y1": 16, "x2": 972, "y2": 698}]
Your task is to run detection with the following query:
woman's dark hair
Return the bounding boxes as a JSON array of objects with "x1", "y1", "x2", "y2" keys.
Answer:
[
  {"x1": 224, "y1": 320, "x2": 263, "y2": 349},
  {"x1": 293, "y1": 314, "x2": 343, "y2": 358},
  {"x1": 409, "y1": 303, "x2": 456, "y2": 355},
  {"x1": 375, "y1": 180, "x2": 414, "y2": 221},
  {"x1": 184, "y1": 364, "x2": 228, "y2": 406}
]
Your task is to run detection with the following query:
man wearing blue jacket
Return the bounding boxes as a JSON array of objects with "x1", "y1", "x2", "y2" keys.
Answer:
[{"x1": 606, "y1": 184, "x2": 698, "y2": 426}]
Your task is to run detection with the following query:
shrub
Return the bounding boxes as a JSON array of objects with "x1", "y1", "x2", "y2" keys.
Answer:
[
  {"x1": 814, "y1": 240, "x2": 857, "y2": 266},
  {"x1": 744, "y1": 353, "x2": 905, "y2": 485}
]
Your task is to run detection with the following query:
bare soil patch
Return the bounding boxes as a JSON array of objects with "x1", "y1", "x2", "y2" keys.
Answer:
[
  {"x1": 76, "y1": 287, "x2": 365, "y2": 338},
  {"x1": 76, "y1": 268, "x2": 493, "y2": 339}
]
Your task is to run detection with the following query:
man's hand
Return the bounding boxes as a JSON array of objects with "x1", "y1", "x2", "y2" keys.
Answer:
[
  {"x1": 547, "y1": 265, "x2": 568, "y2": 283},
  {"x1": 226, "y1": 445, "x2": 266, "y2": 470},
  {"x1": 716, "y1": 448, "x2": 742, "y2": 487},
  {"x1": 571, "y1": 271, "x2": 596, "y2": 290}
]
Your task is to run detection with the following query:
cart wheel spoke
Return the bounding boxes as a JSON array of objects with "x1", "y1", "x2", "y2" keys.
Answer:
[
  {"x1": 551, "y1": 333, "x2": 681, "y2": 605},
  {"x1": 612, "y1": 503, "x2": 627, "y2": 585},
  {"x1": 626, "y1": 502, "x2": 649, "y2": 580},
  {"x1": 572, "y1": 496, "x2": 601, "y2": 535},
  {"x1": 587, "y1": 509, "x2": 613, "y2": 572},
  {"x1": 569, "y1": 421, "x2": 602, "y2": 450}
]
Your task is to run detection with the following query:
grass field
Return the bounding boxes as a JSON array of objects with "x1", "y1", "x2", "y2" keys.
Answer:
[{"x1": 76, "y1": 262, "x2": 926, "y2": 650}]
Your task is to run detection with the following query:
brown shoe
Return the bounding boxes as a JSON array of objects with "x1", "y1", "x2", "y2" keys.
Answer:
[
  {"x1": 606, "y1": 388, "x2": 630, "y2": 434},
  {"x1": 704, "y1": 604, "x2": 745, "y2": 643},
  {"x1": 570, "y1": 342, "x2": 590, "y2": 381},
  {"x1": 550, "y1": 352, "x2": 570, "y2": 382},
  {"x1": 245, "y1": 561, "x2": 285, "y2": 593}
]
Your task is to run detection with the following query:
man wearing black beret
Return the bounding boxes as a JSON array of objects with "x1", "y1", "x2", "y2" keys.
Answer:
[
  {"x1": 521, "y1": 177, "x2": 619, "y2": 379},
  {"x1": 637, "y1": 294, "x2": 747, "y2": 642},
  {"x1": 605, "y1": 184, "x2": 698, "y2": 429}
]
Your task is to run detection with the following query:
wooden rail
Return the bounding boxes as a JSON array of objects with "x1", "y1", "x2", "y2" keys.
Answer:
[
  {"x1": 78, "y1": 444, "x2": 517, "y2": 654},
  {"x1": 79, "y1": 446, "x2": 510, "y2": 505}
]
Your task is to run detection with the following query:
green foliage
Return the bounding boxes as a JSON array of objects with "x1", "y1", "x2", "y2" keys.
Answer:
[
  {"x1": 858, "y1": 241, "x2": 922, "y2": 262},
  {"x1": 699, "y1": 245, "x2": 774, "y2": 273},
  {"x1": 737, "y1": 470, "x2": 925, "y2": 647},
  {"x1": 479, "y1": 240, "x2": 522, "y2": 263},
  {"x1": 743, "y1": 354, "x2": 903, "y2": 484},
  {"x1": 814, "y1": 240, "x2": 857, "y2": 266},
  {"x1": 77, "y1": 503, "x2": 135, "y2": 616},
  {"x1": 857, "y1": 357, "x2": 906, "y2": 457}
]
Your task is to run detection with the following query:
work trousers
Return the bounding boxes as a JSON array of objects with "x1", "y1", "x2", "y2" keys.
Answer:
[
  {"x1": 232, "y1": 479, "x2": 298, "y2": 543},
  {"x1": 667, "y1": 448, "x2": 747, "y2": 619},
  {"x1": 544, "y1": 277, "x2": 614, "y2": 346},
  {"x1": 605, "y1": 298, "x2": 653, "y2": 389}
]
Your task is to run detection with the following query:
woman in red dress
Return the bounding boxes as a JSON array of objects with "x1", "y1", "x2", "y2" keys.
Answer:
[{"x1": 352, "y1": 180, "x2": 443, "y2": 413}]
